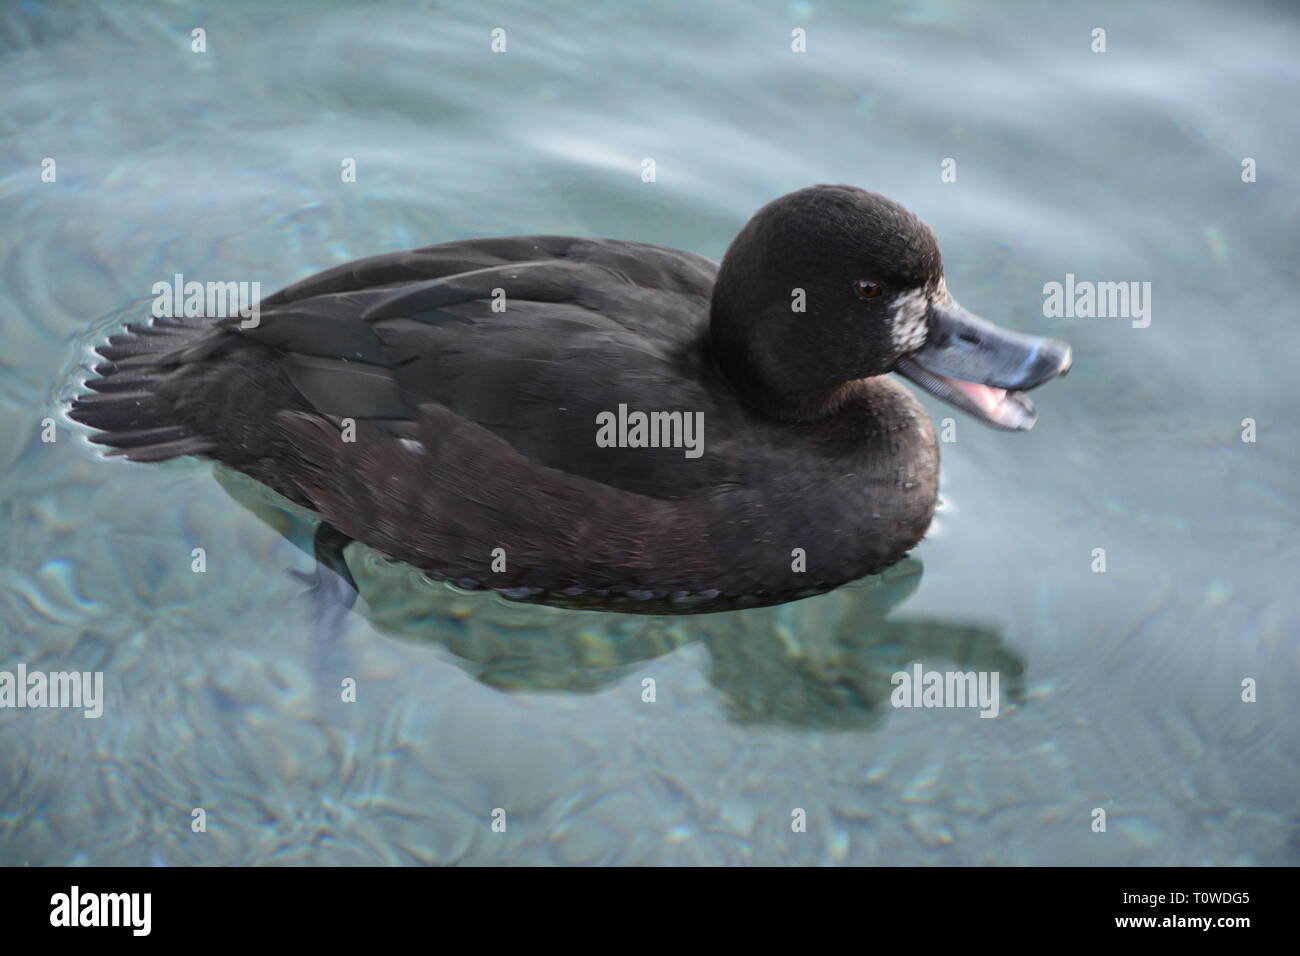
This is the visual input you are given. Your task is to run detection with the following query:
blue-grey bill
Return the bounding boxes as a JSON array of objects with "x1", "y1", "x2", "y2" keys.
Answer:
[{"x1": 895, "y1": 294, "x2": 1072, "y2": 431}]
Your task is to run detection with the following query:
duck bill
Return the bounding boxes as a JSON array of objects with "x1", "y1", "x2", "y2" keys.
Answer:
[{"x1": 895, "y1": 296, "x2": 1072, "y2": 431}]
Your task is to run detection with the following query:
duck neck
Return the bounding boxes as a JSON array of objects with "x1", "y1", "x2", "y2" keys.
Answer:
[
  {"x1": 708, "y1": 302, "x2": 855, "y2": 424},
  {"x1": 707, "y1": 348, "x2": 855, "y2": 425}
]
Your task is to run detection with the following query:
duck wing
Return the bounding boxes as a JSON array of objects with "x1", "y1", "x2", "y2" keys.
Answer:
[{"x1": 228, "y1": 236, "x2": 732, "y2": 499}]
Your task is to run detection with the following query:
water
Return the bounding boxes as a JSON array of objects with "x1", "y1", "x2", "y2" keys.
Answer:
[{"x1": 2, "y1": 0, "x2": 1297, "y2": 865}]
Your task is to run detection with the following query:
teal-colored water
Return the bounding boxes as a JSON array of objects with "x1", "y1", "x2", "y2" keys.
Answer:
[{"x1": 1, "y1": 0, "x2": 1297, "y2": 865}]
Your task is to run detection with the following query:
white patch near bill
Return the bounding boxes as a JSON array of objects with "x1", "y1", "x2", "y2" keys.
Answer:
[
  {"x1": 932, "y1": 275, "x2": 954, "y2": 309},
  {"x1": 890, "y1": 287, "x2": 929, "y2": 352}
]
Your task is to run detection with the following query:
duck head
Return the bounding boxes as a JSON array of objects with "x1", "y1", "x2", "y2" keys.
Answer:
[{"x1": 709, "y1": 184, "x2": 1072, "y2": 429}]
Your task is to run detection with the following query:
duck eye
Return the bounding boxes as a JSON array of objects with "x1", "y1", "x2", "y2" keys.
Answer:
[{"x1": 854, "y1": 280, "x2": 883, "y2": 300}]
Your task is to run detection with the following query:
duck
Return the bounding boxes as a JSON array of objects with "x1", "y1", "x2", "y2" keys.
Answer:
[{"x1": 69, "y1": 185, "x2": 1071, "y2": 612}]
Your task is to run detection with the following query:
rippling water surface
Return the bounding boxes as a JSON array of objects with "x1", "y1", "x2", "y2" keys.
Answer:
[{"x1": 2, "y1": 0, "x2": 1298, "y2": 865}]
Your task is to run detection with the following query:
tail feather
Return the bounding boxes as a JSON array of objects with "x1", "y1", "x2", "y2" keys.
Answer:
[
  {"x1": 68, "y1": 316, "x2": 218, "y2": 462},
  {"x1": 88, "y1": 424, "x2": 196, "y2": 450},
  {"x1": 99, "y1": 435, "x2": 216, "y2": 463},
  {"x1": 83, "y1": 374, "x2": 165, "y2": 394}
]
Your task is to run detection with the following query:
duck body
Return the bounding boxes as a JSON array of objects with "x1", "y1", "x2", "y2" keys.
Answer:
[{"x1": 71, "y1": 186, "x2": 1069, "y2": 610}]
